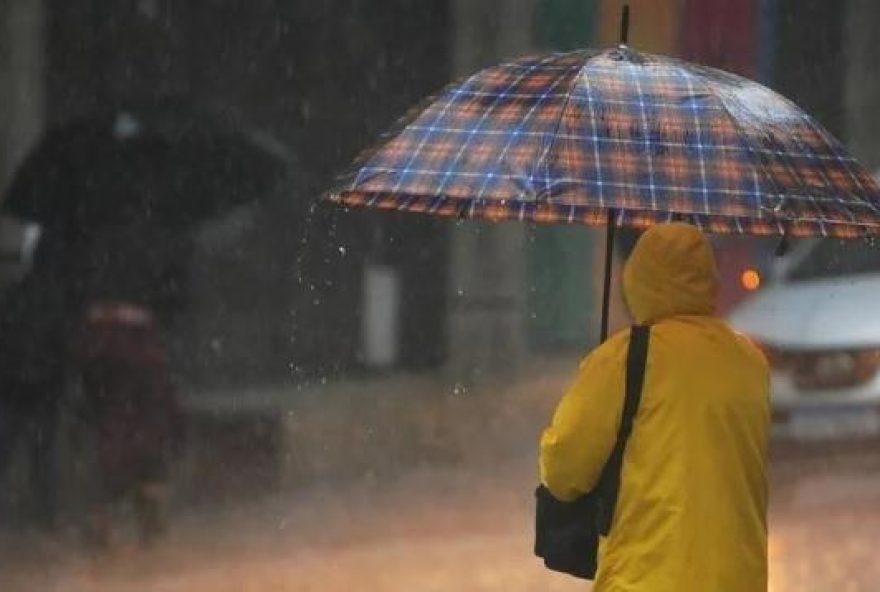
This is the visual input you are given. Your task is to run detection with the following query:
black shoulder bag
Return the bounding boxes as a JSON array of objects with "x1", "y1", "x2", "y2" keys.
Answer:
[{"x1": 534, "y1": 325, "x2": 651, "y2": 580}]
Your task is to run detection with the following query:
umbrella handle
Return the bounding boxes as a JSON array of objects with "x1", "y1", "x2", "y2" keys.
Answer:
[
  {"x1": 620, "y1": 4, "x2": 630, "y2": 46},
  {"x1": 600, "y1": 209, "x2": 617, "y2": 343},
  {"x1": 775, "y1": 233, "x2": 790, "y2": 257}
]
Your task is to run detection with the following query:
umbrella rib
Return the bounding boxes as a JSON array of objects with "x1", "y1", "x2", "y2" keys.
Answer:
[
  {"x1": 529, "y1": 54, "x2": 593, "y2": 203},
  {"x1": 383, "y1": 70, "x2": 487, "y2": 197},
  {"x1": 809, "y1": 120, "x2": 872, "y2": 197},
  {"x1": 680, "y1": 70, "x2": 711, "y2": 216},
  {"x1": 627, "y1": 60, "x2": 658, "y2": 211},
  {"x1": 688, "y1": 73, "x2": 867, "y2": 235},
  {"x1": 473, "y1": 55, "x2": 577, "y2": 202},
  {"x1": 335, "y1": 76, "x2": 464, "y2": 194},
  {"x1": 580, "y1": 65, "x2": 606, "y2": 209},
  {"x1": 782, "y1": 121, "x2": 858, "y2": 226},
  {"x1": 754, "y1": 76, "x2": 875, "y2": 207},
  {"x1": 680, "y1": 67, "x2": 787, "y2": 231},
  {"x1": 797, "y1": 112, "x2": 880, "y2": 222},
  {"x1": 751, "y1": 118, "x2": 829, "y2": 229},
  {"x1": 432, "y1": 53, "x2": 561, "y2": 201}
]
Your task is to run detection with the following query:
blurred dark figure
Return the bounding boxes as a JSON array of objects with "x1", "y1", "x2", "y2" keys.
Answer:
[
  {"x1": 0, "y1": 231, "x2": 78, "y2": 530},
  {"x1": 74, "y1": 301, "x2": 184, "y2": 548},
  {"x1": 0, "y1": 221, "x2": 187, "y2": 531}
]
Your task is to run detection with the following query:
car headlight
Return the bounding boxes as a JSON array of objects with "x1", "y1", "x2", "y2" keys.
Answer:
[
  {"x1": 793, "y1": 349, "x2": 880, "y2": 390},
  {"x1": 751, "y1": 340, "x2": 880, "y2": 390}
]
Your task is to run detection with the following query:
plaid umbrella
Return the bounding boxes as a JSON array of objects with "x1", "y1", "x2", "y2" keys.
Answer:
[{"x1": 327, "y1": 43, "x2": 880, "y2": 338}]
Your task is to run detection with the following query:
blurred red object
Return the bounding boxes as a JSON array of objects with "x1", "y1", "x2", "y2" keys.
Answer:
[{"x1": 78, "y1": 301, "x2": 167, "y2": 368}]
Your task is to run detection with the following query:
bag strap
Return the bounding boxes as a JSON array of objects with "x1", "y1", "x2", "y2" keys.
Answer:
[{"x1": 597, "y1": 324, "x2": 651, "y2": 535}]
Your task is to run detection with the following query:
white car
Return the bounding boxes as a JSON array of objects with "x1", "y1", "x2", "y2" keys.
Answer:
[{"x1": 729, "y1": 238, "x2": 880, "y2": 441}]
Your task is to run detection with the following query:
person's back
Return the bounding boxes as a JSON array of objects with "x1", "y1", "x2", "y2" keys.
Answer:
[{"x1": 539, "y1": 224, "x2": 769, "y2": 591}]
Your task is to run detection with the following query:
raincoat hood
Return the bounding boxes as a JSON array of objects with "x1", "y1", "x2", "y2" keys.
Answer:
[{"x1": 622, "y1": 223, "x2": 719, "y2": 324}]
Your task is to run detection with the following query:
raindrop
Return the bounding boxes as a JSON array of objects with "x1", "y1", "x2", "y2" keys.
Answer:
[
  {"x1": 137, "y1": 0, "x2": 158, "y2": 19},
  {"x1": 113, "y1": 112, "x2": 141, "y2": 140},
  {"x1": 300, "y1": 99, "x2": 313, "y2": 121}
]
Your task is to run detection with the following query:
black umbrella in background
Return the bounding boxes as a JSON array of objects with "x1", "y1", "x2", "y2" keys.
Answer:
[
  {"x1": 3, "y1": 96, "x2": 296, "y2": 230},
  {"x1": 0, "y1": 100, "x2": 299, "y2": 519}
]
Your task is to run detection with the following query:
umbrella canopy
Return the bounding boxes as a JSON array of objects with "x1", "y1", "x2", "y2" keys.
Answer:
[
  {"x1": 5, "y1": 96, "x2": 296, "y2": 229},
  {"x1": 329, "y1": 46, "x2": 880, "y2": 239}
]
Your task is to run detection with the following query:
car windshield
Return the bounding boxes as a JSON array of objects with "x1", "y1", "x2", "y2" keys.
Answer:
[{"x1": 789, "y1": 239, "x2": 880, "y2": 281}]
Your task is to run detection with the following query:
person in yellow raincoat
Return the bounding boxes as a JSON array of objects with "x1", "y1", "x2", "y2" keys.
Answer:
[{"x1": 540, "y1": 223, "x2": 770, "y2": 591}]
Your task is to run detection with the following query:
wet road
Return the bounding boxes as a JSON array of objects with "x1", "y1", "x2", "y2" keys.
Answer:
[{"x1": 3, "y1": 444, "x2": 880, "y2": 591}]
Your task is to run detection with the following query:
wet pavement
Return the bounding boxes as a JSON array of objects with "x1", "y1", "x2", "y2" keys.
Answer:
[{"x1": 3, "y1": 443, "x2": 880, "y2": 591}]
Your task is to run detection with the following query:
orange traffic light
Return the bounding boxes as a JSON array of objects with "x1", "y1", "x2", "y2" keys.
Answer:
[{"x1": 740, "y1": 269, "x2": 761, "y2": 291}]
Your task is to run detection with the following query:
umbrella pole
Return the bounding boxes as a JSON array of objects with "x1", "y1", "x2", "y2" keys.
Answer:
[
  {"x1": 600, "y1": 209, "x2": 616, "y2": 343},
  {"x1": 597, "y1": 4, "x2": 625, "y2": 345}
]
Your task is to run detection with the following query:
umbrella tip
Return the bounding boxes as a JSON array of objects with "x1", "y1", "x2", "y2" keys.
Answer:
[{"x1": 620, "y1": 4, "x2": 630, "y2": 46}]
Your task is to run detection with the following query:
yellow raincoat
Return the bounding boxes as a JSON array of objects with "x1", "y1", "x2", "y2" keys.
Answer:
[{"x1": 540, "y1": 224, "x2": 769, "y2": 591}]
